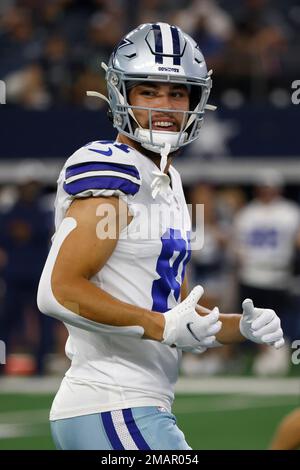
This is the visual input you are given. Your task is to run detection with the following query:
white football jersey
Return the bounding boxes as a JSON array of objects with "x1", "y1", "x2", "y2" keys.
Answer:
[
  {"x1": 50, "y1": 140, "x2": 191, "y2": 420},
  {"x1": 234, "y1": 198, "x2": 300, "y2": 289}
]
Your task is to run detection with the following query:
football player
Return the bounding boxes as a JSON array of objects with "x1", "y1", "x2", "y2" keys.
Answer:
[{"x1": 37, "y1": 22, "x2": 284, "y2": 450}]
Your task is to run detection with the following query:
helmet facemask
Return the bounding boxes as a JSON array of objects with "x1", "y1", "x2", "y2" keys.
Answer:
[{"x1": 106, "y1": 68, "x2": 213, "y2": 156}]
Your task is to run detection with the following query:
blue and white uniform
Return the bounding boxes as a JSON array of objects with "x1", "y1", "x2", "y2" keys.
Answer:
[
  {"x1": 50, "y1": 140, "x2": 191, "y2": 449},
  {"x1": 234, "y1": 198, "x2": 300, "y2": 290}
]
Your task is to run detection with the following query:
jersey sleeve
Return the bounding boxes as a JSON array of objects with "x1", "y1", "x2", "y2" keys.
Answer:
[{"x1": 62, "y1": 141, "x2": 141, "y2": 199}]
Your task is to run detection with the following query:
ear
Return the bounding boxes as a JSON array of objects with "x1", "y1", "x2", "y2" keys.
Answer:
[
  {"x1": 127, "y1": 87, "x2": 132, "y2": 105},
  {"x1": 125, "y1": 81, "x2": 140, "y2": 106}
]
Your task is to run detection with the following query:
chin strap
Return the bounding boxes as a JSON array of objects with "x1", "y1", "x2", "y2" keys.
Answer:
[
  {"x1": 150, "y1": 142, "x2": 172, "y2": 200},
  {"x1": 86, "y1": 90, "x2": 110, "y2": 104}
]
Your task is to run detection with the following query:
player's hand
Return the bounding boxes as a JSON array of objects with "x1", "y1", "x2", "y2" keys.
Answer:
[
  {"x1": 240, "y1": 299, "x2": 284, "y2": 349},
  {"x1": 162, "y1": 285, "x2": 222, "y2": 353}
]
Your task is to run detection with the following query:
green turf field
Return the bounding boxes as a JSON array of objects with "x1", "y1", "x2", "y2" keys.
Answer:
[{"x1": 0, "y1": 389, "x2": 298, "y2": 449}]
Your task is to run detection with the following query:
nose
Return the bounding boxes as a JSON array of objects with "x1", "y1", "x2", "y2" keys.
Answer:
[{"x1": 156, "y1": 92, "x2": 173, "y2": 109}]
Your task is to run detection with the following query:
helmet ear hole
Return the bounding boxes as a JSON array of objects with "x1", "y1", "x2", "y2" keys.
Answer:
[{"x1": 190, "y1": 85, "x2": 202, "y2": 110}]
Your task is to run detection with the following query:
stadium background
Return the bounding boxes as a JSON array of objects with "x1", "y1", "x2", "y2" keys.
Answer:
[{"x1": 0, "y1": 0, "x2": 299, "y2": 450}]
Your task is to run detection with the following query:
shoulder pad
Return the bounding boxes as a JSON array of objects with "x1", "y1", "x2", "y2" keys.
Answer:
[{"x1": 63, "y1": 141, "x2": 141, "y2": 198}]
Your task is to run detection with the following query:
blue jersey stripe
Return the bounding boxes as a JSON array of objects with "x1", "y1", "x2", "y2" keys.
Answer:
[
  {"x1": 170, "y1": 26, "x2": 181, "y2": 65},
  {"x1": 122, "y1": 409, "x2": 151, "y2": 450},
  {"x1": 64, "y1": 175, "x2": 140, "y2": 196},
  {"x1": 66, "y1": 161, "x2": 140, "y2": 180},
  {"x1": 153, "y1": 24, "x2": 163, "y2": 64},
  {"x1": 101, "y1": 412, "x2": 125, "y2": 450}
]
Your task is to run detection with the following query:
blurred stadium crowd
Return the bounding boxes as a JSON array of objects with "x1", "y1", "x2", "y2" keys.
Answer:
[
  {"x1": 0, "y1": 0, "x2": 300, "y2": 377},
  {"x1": 0, "y1": 0, "x2": 300, "y2": 107}
]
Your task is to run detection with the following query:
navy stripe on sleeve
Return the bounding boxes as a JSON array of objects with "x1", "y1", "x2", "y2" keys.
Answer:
[
  {"x1": 63, "y1": 175, "x2": 140, "y2": 196},
  {"x1": 65, "y1": 161, "x2": 140, "y2": 180}
]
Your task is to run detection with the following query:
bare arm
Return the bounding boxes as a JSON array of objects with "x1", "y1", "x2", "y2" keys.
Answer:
[
  {"x1": 196, "y1": 304, "x2": 244, "y2": 344},
  {"x1": 269, "y1": 408, "x2": 300, "y2": 450},
  {"x1": 180, "y1": 273, "x2": 189, "y2": 301},
  {"x1": 51, "y1": 196, "x2": 164, "y2": 341},
  {"x1": 181, "y1": 274, "x2": 244, "y2": 344}
]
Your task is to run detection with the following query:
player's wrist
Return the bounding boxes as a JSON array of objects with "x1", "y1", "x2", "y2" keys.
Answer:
[{"x1": 142, "y1": 311, "x2": 165, "y2": 341}]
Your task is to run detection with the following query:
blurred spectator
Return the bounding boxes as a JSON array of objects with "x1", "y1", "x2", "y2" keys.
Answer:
[
  {"x1": 217, "y1": 186, "x2": 247, "y2": 227},
  {"x1": 5, "y1": 63, "x2": 50, "y2": 108},
  {"x1": 172, "y1": 1, "x2": 233, "y2": 76},
  {"x1": 188, "y1": 14, "x2": 227, "y2": 73},
  {"x1": 233, "y1": 170, "x2": 300, "y2": 375},
  {"x1": 85, "y1": 6, "x2": 125, "y2": 63},
  {"x1": 0, "y1": 165, "x2": 54, "y2": 374},
  {"x1": 0, "y1": 6, "x2": 43, "y2": 77},
  {"x1": 0, "y1": 185, "x2": 18, "y2": 212},
  {"x1": 172, "y1": 0, "x2": 233, "y2": 40},
  {"x1": 221, "y1": 0, "x2": 289, "y2": 98},
  {"x1": 71, "y1": 67, "x2": 107, "y2": 107},
  {"x1": 189, "y1": 183, "x2": 230, "y2": 309},
  {"x1": 181, "y1": 183, "x2": 232, "y2": 376},
  {"x1": 138, "y1": 0, "x2": 187, "y2": 25},
  {"x1": 40, "y1": 34, "x2": 71, "y2": 103},
  {"x1": 216, "y1": 186, "x2": 247, "y2": 312}
]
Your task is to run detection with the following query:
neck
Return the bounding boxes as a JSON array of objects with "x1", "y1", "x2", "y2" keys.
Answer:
[{"x1": 117, "y1": 133, "x2": 175, "y2": 174}]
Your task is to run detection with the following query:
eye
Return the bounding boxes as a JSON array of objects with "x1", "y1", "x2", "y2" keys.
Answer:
[
  {"x1": 141, "y1": 89, "x2": 156, "y2": 97},
  {"x1": 171, "y1": 90, "x2": 188, "y2": 99}
]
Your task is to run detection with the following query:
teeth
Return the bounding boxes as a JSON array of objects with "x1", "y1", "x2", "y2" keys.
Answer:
[{"x1": 153, "y1": 121, "x2": 173, "y2": 127}]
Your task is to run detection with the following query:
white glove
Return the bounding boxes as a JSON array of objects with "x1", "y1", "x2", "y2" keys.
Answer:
[
  {"x1": 162, "y1": 285, "x2": 222, "y2": 353},
  {"x1": 240, "y1": 298, "x2": 284, "y2": 349}
]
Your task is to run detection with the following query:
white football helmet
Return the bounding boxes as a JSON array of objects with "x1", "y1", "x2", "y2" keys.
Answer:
[{"x1": 88, "y1": 22, "x2": 215, "y2": 161}]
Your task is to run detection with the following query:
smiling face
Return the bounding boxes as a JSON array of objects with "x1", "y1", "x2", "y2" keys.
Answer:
[{"x1": 127, "y1": 82, "x2": 190, "y2": 132}]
